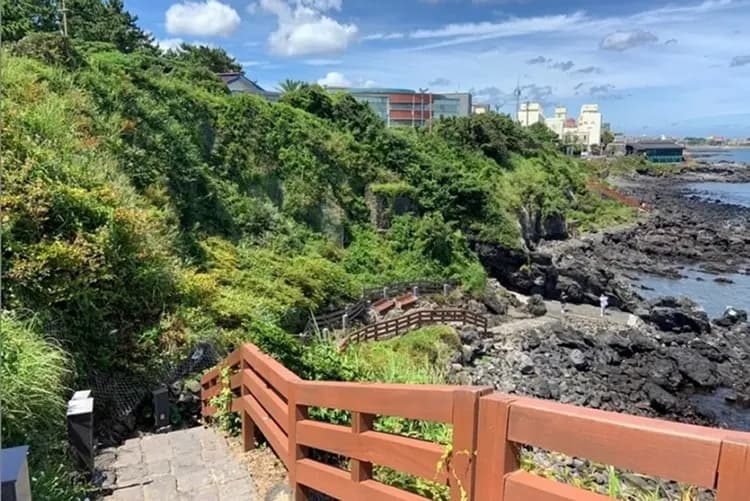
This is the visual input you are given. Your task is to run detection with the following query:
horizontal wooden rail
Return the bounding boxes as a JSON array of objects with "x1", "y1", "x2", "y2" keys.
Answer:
[
  {"x1": 202, "y1": 342, "x2": 750, "y2": 501},
  {"x1": 340, "y1": 308, "x2": 488, "y2": 349},
  {"x1": 475, "y1": 393, "x2": 750, "y2": 500}
]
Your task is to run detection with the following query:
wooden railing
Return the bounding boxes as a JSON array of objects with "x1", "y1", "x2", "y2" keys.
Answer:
[
  {"x1": 202, "y1": 343, "x2": 750, "y2": 501},
  {"x1": 339, "y1": 308, "x2": 488, "y2": 349}
]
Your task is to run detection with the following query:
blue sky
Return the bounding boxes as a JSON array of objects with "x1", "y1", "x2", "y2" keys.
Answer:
[{"x1": 126, "y1": 0, "x2": 750, "y2": 137}]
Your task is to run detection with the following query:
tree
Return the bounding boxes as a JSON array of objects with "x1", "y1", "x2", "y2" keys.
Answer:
[
  {"x1": 277, "y1": 79, "x2": 305, "y2": 93},
  {"x1": 0, "y1": 0, "x2": 59, "y2": 42},
  {"x1": 1, "y1": 0, "x2": 152, "y2": 51},
  {"x1": 601, "y1": 130, "x2": 615, "y2": 148},
  {"x1": 165, "y1": 43, "x2": 241, "y2": 73}
]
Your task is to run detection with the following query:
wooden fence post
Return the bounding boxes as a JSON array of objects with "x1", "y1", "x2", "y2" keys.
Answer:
[
  {"x1": 351, "y1": 412, "x2": 374, "y2": 484},
  {"x1": 288, "y1": 383, "x2": 309, "y2": 501},
  {"x1": 474, "y1": 395, "x2": 519, "y2": 501},
  {"x1": 240, "y1": 355, "x2": 256, "y2": 452},
  {"x1": 716, "y1": 437, "x2": 750, "y2": 500},
  {"x1": 450, "y1": 387, "x2": 492, "y2": 501}
]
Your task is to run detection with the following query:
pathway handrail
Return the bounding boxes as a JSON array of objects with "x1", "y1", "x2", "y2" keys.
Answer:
[
  {"x1": 339, "y1": 308, "x2": 487, "y2": 349},
  {"x1": 201, "y1": 343, "x2": 750, "y2": 501}
]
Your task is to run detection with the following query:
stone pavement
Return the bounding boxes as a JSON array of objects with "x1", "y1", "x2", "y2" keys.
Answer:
[{"x1": 102, "y1": 427, "x2": 257, "y2": 501}]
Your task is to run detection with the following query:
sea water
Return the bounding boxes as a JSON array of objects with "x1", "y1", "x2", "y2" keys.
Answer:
[
  {"x1": 684, "y1": 182, "x2": 750, "y2": 208},
  {"x1": 637, "y1": 269, "x2": 750, "y2": 319}
]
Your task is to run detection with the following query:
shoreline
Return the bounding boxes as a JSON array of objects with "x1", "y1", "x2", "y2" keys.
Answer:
[{"x1": 474, "y1": 162, "x2": 750, "y2": 432}]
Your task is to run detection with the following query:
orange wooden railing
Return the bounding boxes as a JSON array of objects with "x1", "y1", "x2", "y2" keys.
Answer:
[
  {"x1": 339, "y1": 308, "x2": 488, "y2": 349},
  {"x1": 201, "y1": 342, "x2": 750, "y2": 501}
]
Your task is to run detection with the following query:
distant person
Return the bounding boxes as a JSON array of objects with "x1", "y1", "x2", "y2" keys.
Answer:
[
  {"x1": 560, "y1": 292, "x2": 568, "y2": 315},
  {"x1": 599, "y1": 294, "x2": 609, "y2": 317}
]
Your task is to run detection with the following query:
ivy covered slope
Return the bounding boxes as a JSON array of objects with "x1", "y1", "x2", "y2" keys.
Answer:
[
  {"x1": 2, "y1": 38, "x2": 628, "y2": 377},
  {"x1": 1, "y1": 33, "x2": 633, "y2": 497}
]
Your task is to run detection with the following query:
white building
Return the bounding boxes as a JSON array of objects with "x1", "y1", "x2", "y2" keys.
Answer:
[
  {"x1": 545, "y1": 107, "x2": 568, "y2": 137},
  {"x1": 517, "y1": 103, "x2": 603, "y2": 151},
  {"x1": 577, "y1": 104, "x2": 602, "y2": 148},
  {"x1": 517, "y1": 102, "x2": 545, "y2": 126}
]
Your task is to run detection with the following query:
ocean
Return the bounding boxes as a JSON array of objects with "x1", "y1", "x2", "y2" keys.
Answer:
[
  {"x1": 689, "y1": 147, "x2": 750, "y2": 164},
  {"x1": 683, "y1": 182, "x2": 750, "y2": 208},
  {"x1": 636, "y1": 181, "x2": 750, "y2": 318}
]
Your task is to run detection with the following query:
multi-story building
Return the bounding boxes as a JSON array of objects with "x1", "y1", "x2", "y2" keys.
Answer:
[
  {"x1": 217, "y1": 74, "x2": 472, "y2": 127},
  {"x1": 337, "y1": 88, "x2": 472, "y2": 127},
  {"x1": 545, "y1": 107, "x2": 568, "y2": 137},
  {"x1": 517, "y1": 102, "x2": 545, "y2": 126},
  {"x1": 517, "y1": 103, "x2": 604, "y2": 151}
]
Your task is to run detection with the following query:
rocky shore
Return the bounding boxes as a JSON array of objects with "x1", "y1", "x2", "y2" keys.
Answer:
[
  {"x1": 477, "y1": 165, "x2": 750, "y2": 313},
  {"x1": 466, "y1": 164, "x2": 750, "y2": 435}
]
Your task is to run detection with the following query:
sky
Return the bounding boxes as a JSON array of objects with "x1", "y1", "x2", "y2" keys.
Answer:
[{"x1": 125, "y1": 0, "x2": 750, "y2": 137}]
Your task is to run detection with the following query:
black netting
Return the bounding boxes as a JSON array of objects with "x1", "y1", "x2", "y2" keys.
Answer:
[{"x1": 88, "y1": 341, "x2": 223, "y2": 421}]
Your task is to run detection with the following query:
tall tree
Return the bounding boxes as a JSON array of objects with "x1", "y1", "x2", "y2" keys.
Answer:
[
  {"x1": 166, "y1": 43, "x2": 241, "y2": 73},
  {"x1": 66, "y1": 0, "x2": 152, "y2": 52},
  {"x1": 0, "y1": 0, "x2": 58, "y2": 42},
  {"x1": 277, "y1": 79, "x2": 305, "y2": 93}
]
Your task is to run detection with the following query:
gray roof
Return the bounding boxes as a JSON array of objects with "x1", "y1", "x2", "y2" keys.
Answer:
[{"x1": 629, "y1": 141, "x2": 684, "y2": 151}]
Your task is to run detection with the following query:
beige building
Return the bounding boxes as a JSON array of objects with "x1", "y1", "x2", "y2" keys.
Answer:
[
  {"x1": 517, "y1": 103, "x2": 603, "y2": 151},
  {"x1": 517, "y1": 102, "x2": 545, "y2": 126}
]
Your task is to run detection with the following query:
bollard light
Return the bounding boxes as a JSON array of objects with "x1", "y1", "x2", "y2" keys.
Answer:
[
  {"x1": 1, "y1": 445, "x2": 32, "y2": 501},
  {"x1": 152, "y1": 386, "x2": 170, "y2": 430},
  {"x1": 67, "y1": 390, "x2": 94, "y2": 477}
]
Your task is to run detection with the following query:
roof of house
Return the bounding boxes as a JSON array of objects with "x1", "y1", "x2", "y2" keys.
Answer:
[{"x1": 629, "y1": 141, "x2": 684, "y2": 151}]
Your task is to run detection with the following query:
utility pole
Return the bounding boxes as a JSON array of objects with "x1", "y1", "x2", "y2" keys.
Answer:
[
  {"x1": 525, "y1": 100, "x2": 530, "y2": 127},
  {"x1": 60, "y1": 0, "x2": 69, "y2": 37},
  {"x1": 513, "y1": 77, "x2": 521, "y2": 123}
]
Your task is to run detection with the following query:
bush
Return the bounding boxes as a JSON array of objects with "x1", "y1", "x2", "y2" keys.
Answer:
[{"x1": 0, "y1": 312, "x2": 70, "y2": 449}]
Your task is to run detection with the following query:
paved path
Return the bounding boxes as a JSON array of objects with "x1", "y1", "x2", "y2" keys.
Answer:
[
  {"x1": 507, "y1": 291, "x2": 636, "y2": 326},
  {"x1": 103, "y1": 427, "x2": 257, "y2": 501}
]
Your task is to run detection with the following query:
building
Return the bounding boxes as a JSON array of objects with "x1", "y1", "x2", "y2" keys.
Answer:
[
  {"x1": 517, "y1": 103, "x2": 604, "y2": 151},
  {"x1": 517, "y1": 102, "x2": 545, "y2": 126},
  {"x1": 545, "y1": 107, "x2": 568, "y2": 137},
  {"x1": 472, "y1": 103, "x2": 491, "y2": 114},
  {"x1": 626, "y1": 141, "x2": 684, "y2": 163},
  {"x1": 331, "y1": 88, "x2": 472, "y2": 127},
  {"x1": 577, "y1": 104, "x2": 602, "y2": 147},
  {"x1": 218, "y1": 72, "x2": 280, "y2": 100},
  {"x1": 218, "y1": 75, "x2": 472, "y2": 127}
]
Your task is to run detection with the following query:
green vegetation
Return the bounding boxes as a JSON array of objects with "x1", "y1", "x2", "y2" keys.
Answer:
[
  {"x1": 2, "y1": 9, "x2": 630, "y2": 497},
  {"x1": 597, "y1": 155, "x2": 686, "y2": 177}
]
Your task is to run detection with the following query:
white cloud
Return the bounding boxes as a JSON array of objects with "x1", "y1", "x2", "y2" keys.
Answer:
[
  {"x1": 304, "y1": 58, "x2": 343, "y2": 65},
  {"x1": 165, "y1": 0, "x2": 241, "y2": 37},
  {"x1": 155, "y1": 37, "x2": 185, "y2": 51},
  {"x1": 259, "y1": 0, "x2": 357, "y2": 56},
  {"x1": 246, "y1": 2, "x2": 257, "y2": 13},
  {"x1": 409, "y1": 12, "x2": 586, "y2": 39},
  {"x1": 363, "y1": 32, "x2": 405, "y2": 41},
  {"x1": 317, "y1": 71, "x2": 350, "y2": 86},
  {"x1": 317, "y1": 71, "x2": 375, "y2": 88},
  {"x1": 600, "y1": 30, "x2": 658, "y2": 51}
]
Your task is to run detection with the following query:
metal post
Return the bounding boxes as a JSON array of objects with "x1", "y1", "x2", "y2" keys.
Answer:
[
  {"x1": 443, "y1": 283, "x2": 449, "y2": 296},
  {"x1": 342, "y1": 313, "x2": 349, "y2": 331},
  {"x1": 383, "y1": 286, "x2": 388, "y2": 299},
  {"x1": 60, "y1": 0, "x2": 69, "y2": 37},
  {"x1": 67, "y1": 390, "x2": 94, "y2": 477},
  {"x1": 152, "y1": 385, "x2": 170, "y2": 431},
  {"x1": 413, "y1": 286, "x2": 419, "y2": 297}
]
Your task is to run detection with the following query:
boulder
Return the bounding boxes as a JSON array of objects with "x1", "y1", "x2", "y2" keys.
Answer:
[
  {"x1": 644, "y1": 382, "x2": 679, "y2": 413},
  {"x1": 482, "y1": 281, "x2": 510, "y2": 315},
  {"x1": 568, "y1": 349, "x2": 589, "y2": 371},
  {"x1": 527, "y1": 294, "x2": 547, "y2": 317},
  {"x1": 641, "y1": 296, "x2": 711, "y2": 334},
  {"x1": 714, "y1": 307, "x2": 748, "y2": 328}
]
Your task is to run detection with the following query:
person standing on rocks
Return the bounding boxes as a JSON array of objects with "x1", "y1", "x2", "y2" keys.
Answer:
[
  {"x1": 560, "y1": 291, "x2": 568, "y2": 315},
  {"x1": 599, "y1": 293, "x2": 608, "y2": 317}
]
